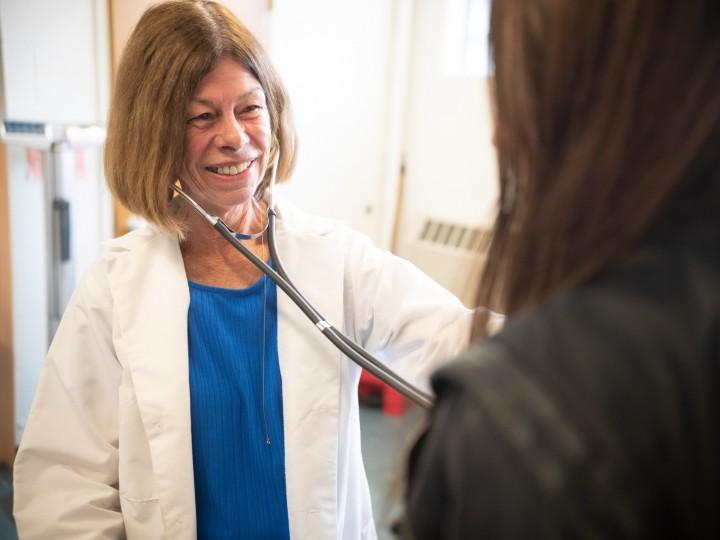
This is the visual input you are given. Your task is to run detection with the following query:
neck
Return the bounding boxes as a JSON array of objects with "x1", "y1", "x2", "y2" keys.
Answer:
[
  {"x1": 179, "y1": 199, "x2": 269, "y2": 288},
  {"x1": 180, "y1": 195, "x2": 266, "y2": 245}
]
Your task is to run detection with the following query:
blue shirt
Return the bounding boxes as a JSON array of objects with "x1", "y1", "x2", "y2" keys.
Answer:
[{"x1": 187, "y1": 273, "x2": 290, "y2": 540}]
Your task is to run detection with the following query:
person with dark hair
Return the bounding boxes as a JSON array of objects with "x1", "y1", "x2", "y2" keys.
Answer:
[
  {"x1": 12, "y1": 2, "x2": 473, "y2": 538},
  {"x1": 405, "y1": 0, "x2": 720, "y2": 537}
]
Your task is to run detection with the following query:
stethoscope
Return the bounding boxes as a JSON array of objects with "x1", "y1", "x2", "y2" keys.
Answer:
[{"x1": 171, "y1": 150, "x2": 434, "y2": 409}]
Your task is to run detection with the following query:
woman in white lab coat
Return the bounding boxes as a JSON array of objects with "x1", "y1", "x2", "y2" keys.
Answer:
[{"x1": 12, "y1": 1, "x2": 471, "y2": 539}]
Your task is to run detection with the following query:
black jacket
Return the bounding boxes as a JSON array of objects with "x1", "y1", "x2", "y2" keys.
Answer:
[{"x1": 406, "y1": 229, "x2": 720, "y2": 539}]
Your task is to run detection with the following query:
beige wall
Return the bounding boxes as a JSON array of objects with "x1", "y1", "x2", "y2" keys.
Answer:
[
  {"x1": 108, "y1": 0, "x2": 155, "y2": 82},
  {"x1": 108, "y1": 0, "x2": 154, "y2": 235}
]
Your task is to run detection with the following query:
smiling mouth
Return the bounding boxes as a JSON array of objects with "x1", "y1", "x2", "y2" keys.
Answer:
[{"x1": 206, "y1": 160, "x2": 254, "y2": 176}]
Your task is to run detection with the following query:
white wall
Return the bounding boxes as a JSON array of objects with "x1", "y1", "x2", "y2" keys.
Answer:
[
  {"x1": 266, "y1": 0, "x2": 497, "y2": 254},
  {"x1": 0, "y1": 0, "x2": 108, "y2": 124},
  {"x1": 269, "y1": 0, "x2": 408, "y2": 246},
  {"x1": 1, "y1": 0, "x2": 112, "y2": 441}
]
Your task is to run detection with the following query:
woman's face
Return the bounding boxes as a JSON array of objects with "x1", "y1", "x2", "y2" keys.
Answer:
[{"x1": 183, "y1": 57, "x2": 272, "y2": 215}]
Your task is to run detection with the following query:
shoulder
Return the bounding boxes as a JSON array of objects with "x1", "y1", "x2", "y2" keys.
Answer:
[
  {"x1": 102, "y1": 226, "x2": 177, "y2": 255},
  {"x1": 407, "y1": 342, "x2": 569, "y2": 538},
  {"x1": 430, "y1": 232, "x2": 720, "y2": 459},
  {"x1": 496, "y1": 233, "x2": 720, "y2": 370},
  {"x1": 274, "y1": 199, "x2": 382, "y2": 273},
  {"x1": 99, "y1": 226, "x2": 181, "y2": 275},
  {"x1": 274, "y1": 199, "x2": 373, "y2": 246},
  {"x1": 410, "y1": 234, "x2": 720, "y2": 538},
  {"x1": 75, "y1": 227, "x2": 181, "y2": 303},
  {"x1": 274, "y1": 199, "x2": 345, "y2": 236}
]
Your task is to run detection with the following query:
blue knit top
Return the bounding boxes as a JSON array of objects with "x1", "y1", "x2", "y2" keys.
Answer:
[{"x1": 187, "y1": 273, "x2": 290, "y2": 540}]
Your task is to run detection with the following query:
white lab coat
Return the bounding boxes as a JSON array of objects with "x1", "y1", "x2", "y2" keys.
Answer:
[{"x1": 13, "y1": 201, "x2": 472, "y2": 539}]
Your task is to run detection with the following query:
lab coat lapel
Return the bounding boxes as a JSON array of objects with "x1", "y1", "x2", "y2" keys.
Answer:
[
  {"x1": 107, "y1": 229, "x2": 196, "y2": 539},
  {"x1": 275, "y1": 215, "x2": 344, "y2": 540}
]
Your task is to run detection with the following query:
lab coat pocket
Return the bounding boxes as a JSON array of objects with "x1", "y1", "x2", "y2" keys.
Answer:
[
  {"x1": 118, "y1": 384, "x2": 166, "y2": 537},
  {"x1": 120, "y1": 496, "x2": 165, "y2": 540}
]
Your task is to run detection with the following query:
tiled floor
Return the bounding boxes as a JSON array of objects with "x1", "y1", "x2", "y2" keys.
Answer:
[
  {"x1": 359, "y1": 404, "x2": 423, "y2": 540},
  {"x1": 0, "y1": 404, "x2": 421, "y2": 540}
]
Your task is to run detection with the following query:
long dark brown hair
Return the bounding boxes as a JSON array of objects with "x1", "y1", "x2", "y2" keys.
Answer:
[{"x1": 476, "y1": 0, "x2": 720, "y2": 324}]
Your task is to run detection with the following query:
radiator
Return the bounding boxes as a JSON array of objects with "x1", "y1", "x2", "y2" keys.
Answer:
[{"x1": 404, "y1": 218, "x2": 491, "y2": 307}]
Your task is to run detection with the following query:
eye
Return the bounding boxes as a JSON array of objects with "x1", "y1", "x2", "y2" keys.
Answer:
[
  {"x1": 237, "y1": 104, "x2": 263, "y2": 117},
  {"x1": 187, "y1": 112, "x2": 214, "y2": 125}
]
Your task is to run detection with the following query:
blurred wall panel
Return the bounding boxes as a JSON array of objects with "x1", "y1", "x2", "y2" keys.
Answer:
[
  {"x1": 1, "y1": 0, "x2": 113, "y2": 444},
  {"x1": 0, "y1": 142, "x2": 14, "y2": 466}
]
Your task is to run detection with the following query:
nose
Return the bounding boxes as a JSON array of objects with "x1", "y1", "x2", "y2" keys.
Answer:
[{"x1": 215, "y1": 115, "x2": 249, "y2": 150}]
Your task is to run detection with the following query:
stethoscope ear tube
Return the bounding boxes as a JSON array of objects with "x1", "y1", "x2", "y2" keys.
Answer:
[{"x1": 211, "y1": 214, "x2": 434, "y2": 410}]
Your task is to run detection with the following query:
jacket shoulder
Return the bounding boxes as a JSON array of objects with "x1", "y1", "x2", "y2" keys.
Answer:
[
  {"x1": 275, "y1": 199, "x2": 349, "y2": 237},
  {"x1": 102, "y1": 226, "x2": 174, "y2": 253}
]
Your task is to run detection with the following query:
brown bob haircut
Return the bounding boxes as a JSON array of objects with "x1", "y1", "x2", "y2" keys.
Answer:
[
  {"x1": 105, "y1": 0, "x2": 296, "y2": 235},
  {"x1": 476, "y1": 0, "x2": 720, "y2": 323}
]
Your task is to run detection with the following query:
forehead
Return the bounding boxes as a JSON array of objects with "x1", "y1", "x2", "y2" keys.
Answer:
[{"x1": 191, "y1": 57, "x2": 264, "y2": 101}]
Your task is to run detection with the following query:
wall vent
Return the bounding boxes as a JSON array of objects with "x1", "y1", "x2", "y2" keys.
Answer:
[{"x1": 405, "y1": 218, "x2": 491, "y2": 307}]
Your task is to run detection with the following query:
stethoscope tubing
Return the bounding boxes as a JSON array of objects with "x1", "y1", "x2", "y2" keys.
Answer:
[{"x1": 210, "y1": 212, "x2": 435, "y2": 409}]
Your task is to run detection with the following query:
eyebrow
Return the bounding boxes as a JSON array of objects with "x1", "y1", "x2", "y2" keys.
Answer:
[{"x1": 189, "y1": 87, "x2": 263, "y2": 107}]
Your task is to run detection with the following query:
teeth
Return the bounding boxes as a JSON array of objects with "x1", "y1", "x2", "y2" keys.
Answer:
[{"x1": 212, "y1": 161, "x2": 251, "y2": 176}]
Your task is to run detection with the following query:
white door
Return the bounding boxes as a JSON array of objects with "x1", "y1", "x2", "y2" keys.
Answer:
[{"x1": 269, "y1": 0, "x2": 402, "y2": 245}]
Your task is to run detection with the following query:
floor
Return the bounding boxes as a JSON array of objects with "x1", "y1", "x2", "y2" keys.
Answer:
[
  {"x1": 0, "y1": 404, "x2": 422, "y2": 540},
  {"x1": 359, "y1": 403, "x2": 423, "y2": 540},
  {"x1": 0, "y1": 466, "x2": 14, "y2": 540}
]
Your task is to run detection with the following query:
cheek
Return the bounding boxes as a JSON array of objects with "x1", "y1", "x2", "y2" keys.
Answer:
[
  {"x1": 255, "y1": 114, "x2": 272, "y2": 148},
  {"x1": 185, "y1": 133, "x2": 206, "y2": 166},
  {"x1": 258, "y1": 130, "x2": 273, "y2": 162}
]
